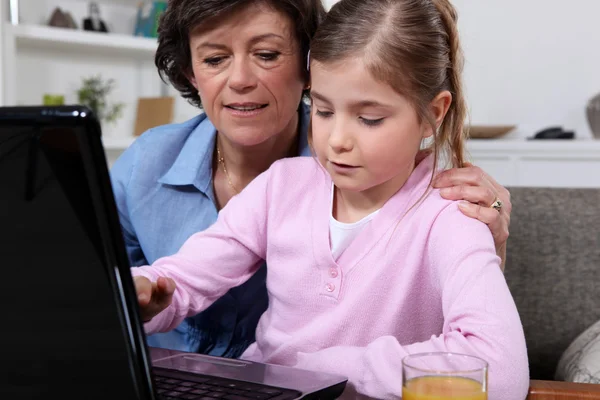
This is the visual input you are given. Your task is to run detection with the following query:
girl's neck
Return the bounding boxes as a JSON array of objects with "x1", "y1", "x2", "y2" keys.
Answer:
[{"x1": 333, "y1": 162, "x2": 416, "y2": 224}]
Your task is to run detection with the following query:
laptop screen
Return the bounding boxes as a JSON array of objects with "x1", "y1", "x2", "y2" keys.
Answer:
[{"x1": 0, "y1": 107, "x2": 153, "y2": 399}]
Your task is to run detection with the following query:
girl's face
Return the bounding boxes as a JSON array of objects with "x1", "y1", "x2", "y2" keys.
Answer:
[{"x1": 310, "y1": 58, "x2": 432, "y2": 200}]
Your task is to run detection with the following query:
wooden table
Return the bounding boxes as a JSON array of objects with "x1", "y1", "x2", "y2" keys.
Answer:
[{"x1": 529, "y1": 380, "x2": 600, "y2": 399}]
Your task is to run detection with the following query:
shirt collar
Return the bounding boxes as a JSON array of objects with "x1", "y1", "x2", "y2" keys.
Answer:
[
  {"x1": 158, "y1": 101, "x2": 312, "y2": 193},
  {"x1": 157, "y1": 114, "x2": 217, "y2": 194}
]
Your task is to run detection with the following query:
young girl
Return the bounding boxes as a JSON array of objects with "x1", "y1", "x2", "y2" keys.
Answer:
[{"x1": 133, "y1": 0, "x2": 529, "y2": 398}]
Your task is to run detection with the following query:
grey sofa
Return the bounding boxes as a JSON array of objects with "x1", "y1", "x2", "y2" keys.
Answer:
[{"x1": 504, "y1": 187, "x2": 600, "y2": 382}]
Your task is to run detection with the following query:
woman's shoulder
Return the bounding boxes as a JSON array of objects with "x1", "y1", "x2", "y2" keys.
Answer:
[
  {"x1": 131, "y1": 113, "x2": 210, "y2": 153},
  {"x1": 110, "y1": 113, "x2": 214, "y2": 192}
]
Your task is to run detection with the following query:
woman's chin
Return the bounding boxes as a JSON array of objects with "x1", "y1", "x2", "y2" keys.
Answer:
[{"x1": 218, "y1": 125, "x2": 290, "y2": 148}]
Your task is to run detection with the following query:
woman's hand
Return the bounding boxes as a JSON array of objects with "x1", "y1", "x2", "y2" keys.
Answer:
[
  {"x1": 433, "y1": 162, "x2": 511, "y2": 271},
  {"x1": 134, "y1": 275, "x2": 176, "y2": 322}
]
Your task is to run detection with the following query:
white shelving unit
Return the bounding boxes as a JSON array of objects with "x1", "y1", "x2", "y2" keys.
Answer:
[
  {"x1": 8, "y1": 23, "x2": 158, "y2": 57},
  {"x1": 0, "y1": 0, "x2": 196, "y2": 155},
  {"x1": 466, "y1": 139, "x2": 600, "y2": 188}
]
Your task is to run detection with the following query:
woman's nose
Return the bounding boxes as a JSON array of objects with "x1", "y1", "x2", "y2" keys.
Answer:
[{"x1": 228, "y1": 57, "x2": 258, "y2": 93}]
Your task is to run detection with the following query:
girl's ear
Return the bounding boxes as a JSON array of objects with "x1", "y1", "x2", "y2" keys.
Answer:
[{"x1": 423, "y1": 90, "x2": 452, "y2": 138}]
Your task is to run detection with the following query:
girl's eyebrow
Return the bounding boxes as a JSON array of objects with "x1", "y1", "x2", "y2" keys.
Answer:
[
  {"x1": 311, "y1": 90, "x2": 393, "y2": 110},
  {"x1": 310, "y1": 90, "x2": 332, "y2": 104}
]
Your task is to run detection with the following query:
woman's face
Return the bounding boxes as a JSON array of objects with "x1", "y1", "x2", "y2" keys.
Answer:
[{"x1": 188, "y1": 3, "x2": 306, "y2": 147}]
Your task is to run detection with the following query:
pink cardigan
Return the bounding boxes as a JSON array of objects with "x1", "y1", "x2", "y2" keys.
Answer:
[{"x1": 133, "y1": 156, "x2": 529, "y2": 399}]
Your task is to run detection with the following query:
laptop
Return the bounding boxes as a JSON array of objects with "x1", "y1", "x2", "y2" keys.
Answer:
[{"x1": 0, "y1": 105, "x2": 347, "y2": 400}]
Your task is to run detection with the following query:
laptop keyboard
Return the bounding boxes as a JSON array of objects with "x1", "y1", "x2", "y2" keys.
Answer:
[{"x1": 153, "y1": 367, "x2": 302, "y2": 400}]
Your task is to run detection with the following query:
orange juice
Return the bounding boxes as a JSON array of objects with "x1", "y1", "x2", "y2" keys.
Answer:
[{"x1": 403, "y1": 376, "x2": 487, "y2": 400}]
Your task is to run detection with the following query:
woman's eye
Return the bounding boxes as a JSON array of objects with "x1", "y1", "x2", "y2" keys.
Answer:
[
  {"x1": 203, "y1": 57, "x2": 225, "y2": 66},
  {"x1": 257, "y1": 52, "x2": 280, "y2": 61},
  {"x1": 360, "y1": 117, "x2": 385, "y2": 127}
]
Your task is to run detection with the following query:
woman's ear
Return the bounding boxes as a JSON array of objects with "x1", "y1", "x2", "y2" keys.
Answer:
[
  {"x1": 187, "y1": 71, "x2": 198, "y2": 92},
  {"x1": 423, "y1": 90, "x2": 452, "y2": 138}
]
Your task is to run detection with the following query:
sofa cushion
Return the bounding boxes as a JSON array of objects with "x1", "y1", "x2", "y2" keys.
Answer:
[
  {"x1": 504, "y1": 187, "x2": 600, "y2": 380},
  {"x1": 555, "y1": 319, "x2": 600, "y2": 383}
]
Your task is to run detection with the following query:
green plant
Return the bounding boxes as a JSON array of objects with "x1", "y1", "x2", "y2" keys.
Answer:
[{"x1": 76, "y1": 75, "x2": 125, "y2": 124}]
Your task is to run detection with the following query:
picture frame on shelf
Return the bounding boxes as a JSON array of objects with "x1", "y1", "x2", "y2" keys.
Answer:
[{"x1": 134, "y1": 1, "x2": 167, "y2": 38}]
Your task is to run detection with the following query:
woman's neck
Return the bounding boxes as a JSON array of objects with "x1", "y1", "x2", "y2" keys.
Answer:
[{"x1": 215, "y1": 112, "x2": 299, "y2": 195}]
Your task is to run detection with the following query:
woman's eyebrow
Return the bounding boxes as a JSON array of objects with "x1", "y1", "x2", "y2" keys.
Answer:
[{"x1": 197, "y1": 33, "x2": 285, "y2": 52}]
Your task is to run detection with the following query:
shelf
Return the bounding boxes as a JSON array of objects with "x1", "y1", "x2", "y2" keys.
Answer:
[
  {"x1": 102, "y1": 136, "x2": 136, "y2": 151},
  {"x1": 466, "y1": 139, "x2": 600, "y2": 155},
  {"x1": 7, "y1": 23, "x2": 158, "y2": 57}
]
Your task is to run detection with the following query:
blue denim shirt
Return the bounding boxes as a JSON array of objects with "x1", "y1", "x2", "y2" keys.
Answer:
[{"x1": 110, "y1": 103, "x2": 311, "y2": 357}]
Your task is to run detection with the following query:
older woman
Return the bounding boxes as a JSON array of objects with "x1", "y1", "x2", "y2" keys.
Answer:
[{"x1": 110, "y1": 0, "x2": 511, "y2": 357}]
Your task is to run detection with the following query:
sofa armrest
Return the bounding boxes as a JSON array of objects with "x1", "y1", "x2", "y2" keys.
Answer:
[{"x1": 528, "y1": 380, "x2": 600, "y2": 399}]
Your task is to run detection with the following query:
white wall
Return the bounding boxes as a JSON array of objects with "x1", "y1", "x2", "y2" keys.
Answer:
[{"x1": 324, "y1": 0, "x2": 600, "y2": 139}]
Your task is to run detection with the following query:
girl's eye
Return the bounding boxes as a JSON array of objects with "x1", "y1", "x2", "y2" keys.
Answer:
[
  {"x1": 360, "y1": 117, "x2": 385, "y2": 127},
  {"x1": 316, "y1": 110, "x2": 333, "y2": 118}
]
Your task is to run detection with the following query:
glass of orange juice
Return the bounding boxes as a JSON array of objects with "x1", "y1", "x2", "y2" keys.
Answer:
[{"x1": 402, "y1": 352, "x2": 488, "y2": 400}]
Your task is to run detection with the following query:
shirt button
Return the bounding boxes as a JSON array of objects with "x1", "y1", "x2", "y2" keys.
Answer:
[
  {"x1": 329, "y1": 268, "x2": 338, "y2": 278},
  {"x1": 325, "y1": 283, "x2": 335, "y2": 292}
]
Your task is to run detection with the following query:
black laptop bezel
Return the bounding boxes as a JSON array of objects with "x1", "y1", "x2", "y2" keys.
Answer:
[{"x1": 0, "y1": 105, "x2": 155, "y2": 400}]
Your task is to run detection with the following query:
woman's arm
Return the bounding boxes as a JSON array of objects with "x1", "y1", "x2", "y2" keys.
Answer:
[
  {"x1": 131, "y1": 168, "x2": 272, "y2": 334},
  {"x1": 110, "y1": 145, "x2": 148, "y2": 266}
]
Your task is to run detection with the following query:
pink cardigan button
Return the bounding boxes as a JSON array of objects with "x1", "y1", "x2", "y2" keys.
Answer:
[{"x1": 325, "y1": 283, "x2": 335, "y2": 292}]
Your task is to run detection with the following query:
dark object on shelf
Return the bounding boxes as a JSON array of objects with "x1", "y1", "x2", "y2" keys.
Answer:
[
  {"x1": 587, "y1": 92, "x2": 600, "y2": 139},
  {"x1": 83, "y1": 2, "x2": 108, "y2": 33},
  {"x1": 48, "y1": 7, "x2": 78, "y2": 29},
  {"x1": 528, "y1": 126, "x2": 575, "y2": 140}
]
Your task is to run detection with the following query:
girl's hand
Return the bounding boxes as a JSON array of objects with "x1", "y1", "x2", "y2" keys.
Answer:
[
  {"x1": 133, "y1": 275, "x2": 176, "y2": 322},
  {"x1": 433, "y1": 162, "x2": 511, "y2": 270}
]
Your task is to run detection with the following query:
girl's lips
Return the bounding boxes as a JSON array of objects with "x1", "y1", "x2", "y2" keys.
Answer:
[
  {"x1": 331, "y1": 161, "x2": 357, "y2": 168},
  {"x1": 329, "y1": 161, "x2": 359, "y2": 174}
]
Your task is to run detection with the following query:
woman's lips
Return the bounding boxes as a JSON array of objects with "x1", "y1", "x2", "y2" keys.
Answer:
[{"x1": 224, "y1": 103, "x2": 269, "y2": 117}]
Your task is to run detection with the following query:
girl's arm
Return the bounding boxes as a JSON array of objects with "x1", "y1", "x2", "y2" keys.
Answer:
[
  {"x1": 131, "y1": 168, "x2": 272, "y2": 334},
  {"x1": 295, "y1": 206, "x2": 529, "y2": 400}
]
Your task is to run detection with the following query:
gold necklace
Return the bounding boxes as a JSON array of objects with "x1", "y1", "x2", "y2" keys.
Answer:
[{"x1": 216, "y1": 143, "x2": 239, "y2": 194}]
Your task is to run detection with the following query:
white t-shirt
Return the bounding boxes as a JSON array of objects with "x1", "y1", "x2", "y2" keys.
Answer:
[{"x1": 329, "y1": 185, "x2": 380, "y2": 260}]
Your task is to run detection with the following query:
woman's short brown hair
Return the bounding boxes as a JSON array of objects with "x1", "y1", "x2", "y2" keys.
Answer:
[{"x1": 155, "y1": 0, "x2": 326, "y2": 108}]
